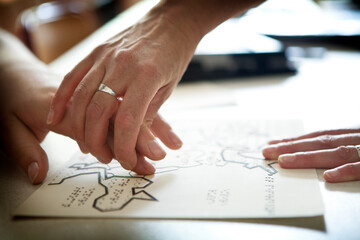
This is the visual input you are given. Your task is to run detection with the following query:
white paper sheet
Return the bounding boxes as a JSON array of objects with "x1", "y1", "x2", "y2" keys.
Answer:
[{"x1": 14, "y1": 120, "x2": 324, "y2": 218}]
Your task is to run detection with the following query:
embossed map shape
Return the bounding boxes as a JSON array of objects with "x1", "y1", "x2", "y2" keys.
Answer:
[{"x1": 14, "y1": 120, "x2": 324, "y2": 218}]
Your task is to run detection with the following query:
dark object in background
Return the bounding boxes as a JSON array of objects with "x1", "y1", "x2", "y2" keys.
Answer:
[
  {"x1": 353, "y1": 0, "x2": 360, "y2": 8},
  {"x1": 240, "y1": 0, "x2": 360, "y2": 50},
  {"x1": 93, "y1": 0, "x2": 118, "y2": 24},
  {"x1": 181, "y1": 19, "x2": 295, "y2": 82},
  {"x1": 182, "y1": 51, "x2": 294, "y2": 82},
  {"x1": 18, "y1": 0, "x2": 99, "y2": 63}
]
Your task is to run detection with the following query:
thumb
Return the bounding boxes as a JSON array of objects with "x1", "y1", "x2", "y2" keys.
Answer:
[{"x1": 3, "y1": 116, "x2": 49, "y2": 184}]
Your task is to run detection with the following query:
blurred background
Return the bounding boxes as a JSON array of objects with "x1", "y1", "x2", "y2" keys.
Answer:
[
  {"x1": 0, "y1": 0, "x2": 359, "y2": 66},
  {"x1": 0, "y1": 0, "x2": 141, "y2": 63}
]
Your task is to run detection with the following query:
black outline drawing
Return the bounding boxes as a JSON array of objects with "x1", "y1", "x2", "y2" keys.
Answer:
[
  {"x1": 49, "y1": 161, "x2": 157, "y2": 212},
  {"x1": 48, "y1": 121, "x2": 282, "y2": 213}
]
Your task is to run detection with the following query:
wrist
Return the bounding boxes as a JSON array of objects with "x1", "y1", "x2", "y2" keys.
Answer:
[
  {"x1": 150, "y1": 0, "x2": 265, "y2": 43},
  {"x1": 147, "y1": 1, "x2": 205, "y2": 50}
]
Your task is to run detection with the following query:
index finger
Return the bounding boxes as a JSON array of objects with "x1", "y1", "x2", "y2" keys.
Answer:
[{"x1": 47, "y1": 55, "x2": 93, "y2": 125}]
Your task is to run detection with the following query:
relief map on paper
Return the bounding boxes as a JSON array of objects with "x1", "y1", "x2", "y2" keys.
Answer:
[{"x1": 14, "y1": 120, "x2": 324, "y2": 218}]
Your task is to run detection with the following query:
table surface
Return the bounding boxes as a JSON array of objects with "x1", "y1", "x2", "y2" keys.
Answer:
[{"x1": 1, "y1": 1, "x2": 360, "y2": 239}]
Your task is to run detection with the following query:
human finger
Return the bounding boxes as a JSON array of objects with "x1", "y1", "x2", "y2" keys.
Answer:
[
  {"x1": 143, "y1": 83, "x2": 174, "y2": 125},
  {"x1": 263, "y1": 133, "x2": 360, "y2": 160},
  {"x1": 113, "y1": 82, "x2": 157, "y2": 170},
  {"x1": 136, "y1": 124, "x2": 166, "y2": 161},
  {"x1": 82, "y1": 65, "x2": 130, "y2": 165},
  {"x1": 2, "y1": 116, "x2": 49, "y2": 184},
  {"x1": 70, "y1": 65, "x2": 106, "y2": 153},
  {"x1": 268, "y1": 128, "x2": 360, "y2": 145},
  {"x1": 278, "y1": 145, "x2": 360, "y2": 169},
  {"x1": 130, "y1": 154, "x2": 156, "y2": 175},
  {"x1": 47, "y1": 55, "x2": 93, "y2": 125},
  {"x1": 84, "y1": 90, "x2": 119, "y2": 163},
  {"x1": 324, "y1": 162, "x2": 360, "y2": 183},
  {"x1": 150, "y1": 114, "x2": 182, "y2": 150}
]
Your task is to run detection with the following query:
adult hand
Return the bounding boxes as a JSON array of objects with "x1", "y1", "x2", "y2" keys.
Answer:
[
  {"x1": 47, "y1": 2, "x2": 194, "y2": 171},
  {"x1": 0, "y1": 64, "x2": 60, "y2": 184},
  {"x1": 262, "y1": 129, "x2": 360, "y2": 183},
  {"x1": 0, "y1": 64, "x2": 181, "y2": 184},
  {"x1": 47, "y1": 0, "x2": 264, "y2": 172}
]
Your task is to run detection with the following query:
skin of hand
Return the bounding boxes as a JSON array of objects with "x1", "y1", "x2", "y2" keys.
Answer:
[
  {"x1": 262, "y1": 129, "x2": 360, "y2": 183},
  {"x1": 47, "y1": 0, "x2": 264, "y2": 172},
  {"x1": 0, "y1": 30, "x2": 182, "y2": 184},
  {"x1": 0, "y1": 65, "x2": 181, "y2": 184}
]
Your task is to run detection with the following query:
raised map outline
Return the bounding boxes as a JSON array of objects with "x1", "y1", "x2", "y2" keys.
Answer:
[
  {"x1": 48, "y1": 147, "x2": 278, "y2": 212},
  {"x1": 49, "y1": 161, "x2": 158, "y2": 212}
]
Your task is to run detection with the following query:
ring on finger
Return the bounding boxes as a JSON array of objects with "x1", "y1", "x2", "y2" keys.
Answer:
[{"x1": 97, "y1": 83, "x2": 116, "y2": 97}]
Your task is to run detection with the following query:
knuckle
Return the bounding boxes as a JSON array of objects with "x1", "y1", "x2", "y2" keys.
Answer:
[
  {"x1": 334, "y1": 146, "x2": 353, "y2": 161},
  {"x1": 63, "y1": 71, "x2": 73, "y2": 83},
  {"x1": 87, "y1": 100, "x2": 105, "y2": 119},
  {"x1": 115, "y1": 49, "x2": 132, "y2": 61},
  {"x1": 317, "y1": 135, "x2": 335, "y2": 148},
  {"x1": 73, "y1": 83, "x2": 89, "y2": 100},
  {"x1": 110, "y1": 50, "x2": 133, "y2": 67},
  {"x1": 92, "y1": 43, "x2": 108, "y2": 56},
  {"x1": 115, "y1": 111, "x2": 139, "y2": 130}
]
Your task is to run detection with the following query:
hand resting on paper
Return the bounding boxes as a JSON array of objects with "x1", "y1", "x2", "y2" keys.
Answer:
[
  {"x1": 0, "y1": 30, "x2": 181, "y2": 184},
  {"x1": 262, "y1": 129, "x2": 360, "y2": 183},
  {"x1": 0, "y1": 65, "x2": 179, "y2": 184}
]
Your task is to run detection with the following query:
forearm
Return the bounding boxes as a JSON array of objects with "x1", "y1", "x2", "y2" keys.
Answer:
[
  {"x1": 151, "y1": 0, "x2": 265, "y2": 45},
  {"x1": 0, "y1": 29, "x2": 72, "y2": 138},
  {"x1": 0, "y1": 29, "x2": 45, "y2": 68}
]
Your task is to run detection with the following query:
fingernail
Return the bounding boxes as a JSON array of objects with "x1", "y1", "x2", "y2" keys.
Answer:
[
  {"x1": 120, "y1": 160, "x2": 133, "y2": 170},
  {"x1": 325, "y1": 169, "x2": 339, "y2": 179},
  {"x1": 28, "y1": 162, "x2": 39, "y2": 184},
  {"x1": 78, "y1": 142, "x2": 89, "y2": 154},
  {"x1": 268, "y1": 140, "x2": 280, "y2": 145},
  {"x1": 278, "y1": 154, "x2": 295, "y2": 164},
  {"x1": 46, "y1": 107, "x2": 54, "y2": 125},
  {"x1": 98, "y1": 158, "x2": 110, "y2": 164},
  {"x1": 145, "y1": 163, "x2": 155, "y2": 174},
  {"x1": 168, "y1": 131, "x2": 183, "y2": 148},
  {"x1": 262, "y1": 146, "x2": 277, "y2": 159},
  {"x1": 148, "y1": 140, "x2": 166, "y2": 157}
]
